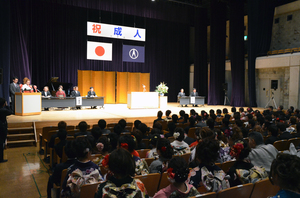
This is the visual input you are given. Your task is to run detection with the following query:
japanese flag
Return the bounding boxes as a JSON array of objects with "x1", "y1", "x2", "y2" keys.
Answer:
[{"x1": 87, "y1": 41, "x2": 112, "y2": 61}]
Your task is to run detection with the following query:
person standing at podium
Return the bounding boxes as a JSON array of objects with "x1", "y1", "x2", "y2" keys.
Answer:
[
  {"x1": 21, "y1": 77, "x2": 33, "y2": 93},
  {"x1": 88, "y1": 87, "x2": 97, "y2": 109},
  {"x1": 9, "y1": 77, "x2": 20, "y2": 113},
  {"x1": 190, "y1": 88, "x2": 198, "y2": 107},
  {"x1": 0, "y1": 98, "x2": 12, "y2": 163}
]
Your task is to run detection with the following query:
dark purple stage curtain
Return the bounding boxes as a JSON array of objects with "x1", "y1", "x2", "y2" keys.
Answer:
[
  {"x1": 9, "y1": 0, "x2": 190, "y2": 102},
  {"x1": 45, "y1": 0, "x2": 194, "y2": 25},
  {"x1": 229, "y1": 0, "x2": 245, "y2": 107},
  {"x1": 194, "y1": 8, "x2": 208, "y2": 101},
  {"x1": 208, "y1": 0, "x2": 226, "y2": 105},
  {"x1": 247, "y1": 0, "x2": 275, "y2": 107},
  {"x1": 0, "y1": 0, "x2": 11, "y2": 102}
]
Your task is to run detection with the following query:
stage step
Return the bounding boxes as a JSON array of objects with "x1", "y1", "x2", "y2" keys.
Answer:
[{"x1": 7, "y1": 122, "x2": 37, "y2": 148}]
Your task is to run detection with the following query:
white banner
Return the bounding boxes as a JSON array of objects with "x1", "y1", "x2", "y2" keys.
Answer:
[
  {"x1": 87, "y1": 41, "x2": 112, "y2": 61},
  {"x1": 87, "y1": 22, "x2": 146, "y2": 42},
  {"x1": 76, "y1": 97, "x2": 82, "y2": 106}
]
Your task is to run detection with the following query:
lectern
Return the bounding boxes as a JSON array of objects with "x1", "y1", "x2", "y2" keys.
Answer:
[{"x1": 15, "y1": 93, "x2": 42, "y2": 116}]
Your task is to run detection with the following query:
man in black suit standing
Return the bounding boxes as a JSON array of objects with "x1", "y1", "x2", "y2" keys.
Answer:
[
  {"x1": 71, "y1": 86, "x2": 81, "y2": 109},
  {"x1": 9, "y1": 77, "x2": 20, "y2": 113},
  {"x1": 0, "y1": 98, "x2": 12, "y2": 163},
  {"x1": 190, "y1": 88, "x2": 198, "y2": 107},
  {"x1": 87, "y1": 87, "x2": 97, "y2": 109}
]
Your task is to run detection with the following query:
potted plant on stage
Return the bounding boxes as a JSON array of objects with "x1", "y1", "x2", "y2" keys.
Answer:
[{"x1": 155, "y1": 82, "x2": 168, "y2": 96}]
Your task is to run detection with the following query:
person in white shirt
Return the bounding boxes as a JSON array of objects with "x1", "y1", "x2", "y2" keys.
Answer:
[
  {"x1": 42, "y1": 86, "x2": 51, "y2": 98},
  {"x1": 21, "y1": 77, "x2": 33, "y2": 92},
  {"x1": 171, "y1": 127, "x2": 190, "y2": 155}
]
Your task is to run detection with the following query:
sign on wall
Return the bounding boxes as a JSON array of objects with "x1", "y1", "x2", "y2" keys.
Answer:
[
  {"x1": 122, "y1": 45, "x2": 145, "y2": 63},
  {"x1": 87, "y1": 22, "x2": 146, "y2": 42}
]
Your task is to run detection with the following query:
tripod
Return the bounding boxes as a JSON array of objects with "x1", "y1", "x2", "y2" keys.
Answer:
[
  {"x1": 224, "y1": 91, "x2": 230, "y2": 105},
  {"x1": 265, "y1": 91, "x2": 277, "y2": 109}
]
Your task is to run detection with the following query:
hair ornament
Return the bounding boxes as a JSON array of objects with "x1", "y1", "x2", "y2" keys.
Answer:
[
  {"x1": 84, "y1": 148, "x2": 90, "y2": 153},
  {"x1": 230, "y1": 142, "x2": 244, "y2": 158},
  {"x1": 121, "y1": 143, "x2": 129, "y2": 150},
  {"x1": 131, "y1": 135, "x2": 136, "y2": 142},
  {"x1": 167, "y1": 168, "x2": 175, "y2": 179},
  {"x1": 101, "y1": 154, "x2": 109, "y2": 167},
  {"x1": 161, "y1": 146, "x2": 166, "y2": 152},
  {"x1": 173, "y1": 132, "x2": 180, "y2": 139}
]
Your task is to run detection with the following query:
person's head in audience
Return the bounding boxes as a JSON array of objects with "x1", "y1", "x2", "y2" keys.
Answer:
[
  {"x1": 201, "y1": 110, "x2": 209, "y2": 120},
  {"x1": 222, "y1": 108, "x2": 228, "y2": 115},
  {"x1": 230, "y1": 139, "x2": 251, "y2": 161},
  {"x1": 216, "y1": 109, "x2": 222, "y2": 116},
  {"x1": 138, "y1": 123, "x2": 149, "y2": 136},
  {"x1": 58, "y1": 121, "x2": 67, "y2": 130},
  {"x1": 65, "y1": 140, "x2": 76, "y2": 159},
  {"x1": 222, "y1": 118, "x2": 229, "y2": 127},
  {"x1": 229, "y1": 127, "x2": 243, "y2": 146},
  {"x1": 290, "y1": 117, "x2": 297, "y2": 125},
  {"x1": 113, "y1": 124, "x2": 123, "y2": 136},
  {"x1": 233, "y1": 112, "x2": 241, "y2": 120},
  {"x1": 290, "y1": 106, "x2": 294, "y2": 113},
  {"x1": 247, "y1": 114, "x2": 253, "y2": 121},
  {"x1": 179, "y1": 110, "x2": 185, "y2": 118},
  {"x1": 173, "y1": 127, "x2": 185, "y2": 142},
  {"x1": 167, "y1": 157, "x2": 190, "y2": 185},
  {"x1": 196, "y1": 139, "x2": 219, "y2": 165},
  {"x1": 91, "y1": 127, "x2": 102, "y2": 142},
  {"x1": 268, "y1": 106, "x2": 274, "y2": 112},
  {"x1": 277, "y1": 122, "x2": 286, "y2": 134},
  {"x1": 296, "y1": 109, "x2": 300, "y2": 115},
  {"x1": 257, "y1": 116, "x2": 265, "y2": 127},
  {"x1": 216, "y1": 129, "x2": 226, "y2": 143},
  {"x1": 248, "y1": 131, "x2": 264, "y2": 148},
  {"x1": 231, "y1": 107, "x2": 236, "y2": 113},
  {"x1": 151, "y1": 128, "x2": 161, "y2": 135},
  {"x1": 167, "y1": 122, "x2": 176, "y2": 136},
  {"x1": 239, "y1": 107, "x2": 244, "y2": 114},
  {"x1": 149, "y1": 134, "x2": 160, "y2": 148},
  {"x1": 43, "y1": 86, "x2": 49, "y2": 92},
  {"x1": 248, "y1": 119, "x2": 256, "y2": 129},
  {"x1": 98, "y1": 119, "x2": 107, "y2": 130},
  {"x1": 190, "y1": 109, "x2": 196, "y2": 117},
  {"x1": 268, "y1": 125, "x2": 279, "y2": 137},
  {"x1": 57, "y1": 129, "x2": 67, "y2": 141},
  {"x1": 78, "y1": 121, "x2": 88, "y2": 132},
  {"x1": 172, "y1": 114, "x2": 178, "y2": 123},
  {"x1": 189, "y1": 117, "x2": 195, "y2": 127},
  {"x1": 86, "y1": 135, "x2": 96, "y2": 151},
  {"x1": 235, "y1": 119, "x2": 243, "y2": 128},
  {"x1": 118, "y1": 135, "x2": 136, "y2": 153},
  {"x1": 206, "y1": 118, "x2": 214, "y2": 129},
  {"x1": 73, "y1": 137, "x2": 92, "y2": 161},
  {"x1": 184, "y1": 114, "x2": 189, "y2": 123},
  {"x1": 269, "y1": 153, "x2": 300, "y2": 194},
  {"x1": 166, "y1": 110, "x2": 172, "y2": 118},
  {"x1": 131, "y1": 130, "x2": 143, "y2": 146},
  {"x1": 211, "y1": 114, "x2": 217, "y2": 121},
  {"x1": 209, "y1": 109, "x2": 215, "y2": 116},
  {"x1": 90, "y1": 87, "x2": 94, "y2": 92},
  {"x1": 157, "y1": 110, "x2": 163, "y2": 119},
  {"x1": 97, "y1": 136, "x2": 112, "y2": 155},
  {"x1": 157, "y1": 138, "x2": 173, "y2": 160},
  {"x1": 277, "y1": 105, "x2": 283, "y2": 111},
  {"x1": 134, "y1": 120, "x2": 142, "y2": 129},
  {"x1": 108, "y1": 148, "x2": 136, "y2": 179},
  {"x1": 108, "y1": 132, "x2": 119, "y2": 151},
  {"x1": 153, "y1": 122, "x2": 162, "y2": 131},
  {"x1": 196, "y1": 115, "x2": 202, "y2": 122},
  {"x1": 247, "y1": 107, "x2": 253, "y2": 113},
  {"x1": 253, "y1": 125, "x2": 262, "y2": 134},
  {"x1": 224, "y1": 114, "x2": 231, "y2": 120},
  {"x1": 199, "y1": 127, "x2": 215, "y2": 140},
  {"x1": 118, "y1": 119, "x2": 127, "y2": 130}
]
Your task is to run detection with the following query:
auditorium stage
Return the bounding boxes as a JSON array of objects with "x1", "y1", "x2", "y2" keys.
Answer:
[{"x1": 7, "y1": 103, "x2": 265, "y2": 135}]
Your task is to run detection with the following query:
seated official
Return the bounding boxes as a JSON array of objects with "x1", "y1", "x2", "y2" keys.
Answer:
[
  {"x1": 190, "y1": 88, "x2": 198, "y2": 107},
  {"x1": 178, "y1": 89, "x2": 187, "y2": 107},
  {"x1": 71, "y1": 86, "x2": 80, "y2": 97},
  {"x1": 87, "y1": 87, "x2": 97, "y2": 109},
  {"x1": 42, "y1": 86, "x2": 51, "y2": 111},
  {"x1": 21, "y1": 77, "x2": 33, "y2": 93},
  {"x1": 55, "y1": 86, "x2": 66, "y2": 97}
]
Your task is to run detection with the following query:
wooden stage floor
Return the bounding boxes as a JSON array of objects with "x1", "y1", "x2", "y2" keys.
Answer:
[{"x1": 7, "y1": 103, "x2": 265, "y2": 135}]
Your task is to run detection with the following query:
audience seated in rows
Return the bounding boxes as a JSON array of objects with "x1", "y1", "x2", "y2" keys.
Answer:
[
  {"x1": 146, "y1": 134, "x2": 160, "y2": 158},
  {"x1": 164, "y1": 110, "x2": 172, "y2": 121},
  {"x1": 153, "y1": 110, "x2": 163, "y2": 126},
  {"x1": 49, "y1": 121, "x2": 67, "y2": 149},
  {"x1": 54, "y1": 129, "x2": 68, "y2": 158},
  {"x1": 171, "y1": 127, "x2": 190, "y2": 155}
]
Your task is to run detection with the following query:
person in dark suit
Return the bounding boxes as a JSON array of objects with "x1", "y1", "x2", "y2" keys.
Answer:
[
  {"x1": 47, "y1": 141, "x2": 76, "y2": 198},
  {"x1": 74, "y1": 121, "x2": 91, "y2": 138},
  {"x1": 87, "y1": 87, "x2": 97, "y2": 109},
  {"x1": 54, "y1": 129, "x2": 68, "y2": 158},
  {"x1": 190, "y1": 88, "x2": 198, "y2": 107},
  {"x1": 0, "y1": 98, "x2": 13, "y2": 163},
  {"x1": 42, "y1": 86, "x2": 51, "y2": 111},
  {"x1": 178, "y1": 89, "x2": 187, "y2": 107},
  {"x1": 71, "y1": 86, "x2": 81, "y2": 109},
  {"x1": 9, "y1": 77, "x2": 20, "y2": 113}
]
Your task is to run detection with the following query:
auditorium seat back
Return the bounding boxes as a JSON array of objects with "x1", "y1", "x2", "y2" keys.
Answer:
[
  {"x1": 217, "y1": 183, "x2": 254, "y2": 198},
  {"x1": 135, "y1": 173, "x2": 160, "y2": 197},
  {"x1": 249, "y1": 178, "x2": 280, "y2": 198}
]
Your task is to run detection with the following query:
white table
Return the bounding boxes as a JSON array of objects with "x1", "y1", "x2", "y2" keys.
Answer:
[
  {"x1": 159, "y1": 96, "x2": 168, "y2": 108},
  {"x1": 127, "y1": 92, "x2": 159, "y2": 109}
]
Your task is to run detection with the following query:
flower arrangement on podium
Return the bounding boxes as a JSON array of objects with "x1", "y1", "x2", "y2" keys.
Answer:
[{"x1": 155, "y1": 82, "x2": 168, "y2": 96}]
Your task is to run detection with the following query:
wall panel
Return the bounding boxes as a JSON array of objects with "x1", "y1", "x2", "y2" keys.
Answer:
[
  {"x1": 140, "y1": 73, "x2": 150, "y2": 92},
  {"x1": 104, "y1": 71, "x2": 116, "y2": 104}
]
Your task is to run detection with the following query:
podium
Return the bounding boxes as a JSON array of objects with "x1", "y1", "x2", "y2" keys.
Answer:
[
  {"x1": 15, "y1": 93, "x2": 42, "y2": 116},
  {"x1": 127, "y1": 92, "x2": 159, "y2": 109}
]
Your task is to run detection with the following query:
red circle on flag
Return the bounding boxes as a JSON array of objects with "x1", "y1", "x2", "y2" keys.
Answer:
[{"x1": 95, "y1": 46, "x2": 105, "y2": 56}]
